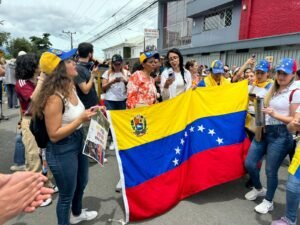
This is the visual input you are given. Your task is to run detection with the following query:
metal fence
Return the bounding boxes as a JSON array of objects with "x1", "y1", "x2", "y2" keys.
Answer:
[{"x1": 183, "y1": 47, "x2": 300, "y2": 68}]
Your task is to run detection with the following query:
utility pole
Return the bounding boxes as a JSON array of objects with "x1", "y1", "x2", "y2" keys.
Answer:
[{"x1": 62, "y1": 30, "x2": 76, "y2": 49}]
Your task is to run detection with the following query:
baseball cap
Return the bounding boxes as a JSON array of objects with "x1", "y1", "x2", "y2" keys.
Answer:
[
  {"x1": 112, "y1": 54, "x2": 123, "y2": 64},
  {"x1": 139, "y1": 51, "x2": 159, "y2": 64},
  {"x1": 210, "y1": 60, "x2": 224, "y2": 74},
  {"x1": 39, "y1": 48, "x2": 77, "y2": 75},
  {"x1": 17, "y1": 51, "x2": 27, "y2": 56},
  {"x1": 255, "y1": 59, "x2": 270, "y2": 73},
  {"x1": 275, "y1": 58, "x2": 297, "y2": 74}
]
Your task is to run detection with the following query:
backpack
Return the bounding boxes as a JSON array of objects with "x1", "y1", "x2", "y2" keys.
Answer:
[{"x1": 30, "y1": 94, "x2": 65, "y2": 148}]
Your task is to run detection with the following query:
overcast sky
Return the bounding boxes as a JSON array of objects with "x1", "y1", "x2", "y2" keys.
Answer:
[{"x1": 0, "y1": 0, "x2": 158, "y2": 58}]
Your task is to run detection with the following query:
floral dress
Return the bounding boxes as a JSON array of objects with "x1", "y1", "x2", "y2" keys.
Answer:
[{"x1": 126, "y1": 70, "x2": 157, "y2": 109}]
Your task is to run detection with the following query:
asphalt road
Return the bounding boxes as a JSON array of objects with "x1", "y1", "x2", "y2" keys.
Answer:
[{"x1": 0, "y1": 101, "x2": 298, "y2": 225}]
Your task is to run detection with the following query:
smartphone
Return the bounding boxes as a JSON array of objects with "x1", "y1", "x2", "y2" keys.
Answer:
[{"x1": 168, "y1": 68, "x2": 174, "y2": 78}]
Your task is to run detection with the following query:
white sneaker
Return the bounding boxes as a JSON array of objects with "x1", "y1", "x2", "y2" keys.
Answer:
[
  {"x1": 40, "y1": 197, "x2": 52, "y2": 207},
  {"x1": 255, "y1": 199, "x2": 274, "y2": 214},
  {"x1": 70, "y1": 209, "x2": 98, "y2": 224},
  {"x1": 245, "y1": 187, "x2": 267, "y2": 201},
  {"x1": 52, "y1": 185, "x2": 59, "y2": 193},
  {"x1": 115, "y1": 179, "x2": 122, "y2": 192},
  {"x1": 103, "y1": 158, "x2": 108, "y2": 164},
  {"x1": 109, "y1": 142, "x2": 115, "y2": 151}
]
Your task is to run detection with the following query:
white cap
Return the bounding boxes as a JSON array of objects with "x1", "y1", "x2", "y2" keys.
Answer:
[{"x1": 17, "y1": 51, "x2": 27, "y2": 56}]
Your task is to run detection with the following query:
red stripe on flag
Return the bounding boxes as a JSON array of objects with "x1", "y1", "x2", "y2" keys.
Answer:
[{"x1": 126, "y1": 138, "x2": 250, "y2": 221}]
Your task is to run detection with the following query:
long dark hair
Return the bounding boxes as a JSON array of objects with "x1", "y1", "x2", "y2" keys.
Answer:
[
  {"x1": 166, "y1": 48, "x2": 186, "y2": 84},
  {"x1": 32, "y1": 61, "x2": 73, "y2": 118}
]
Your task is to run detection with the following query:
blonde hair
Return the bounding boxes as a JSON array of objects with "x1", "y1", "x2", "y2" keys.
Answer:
[{"x1": 264, "y1": 76, "x2": 294, "y2": 107}]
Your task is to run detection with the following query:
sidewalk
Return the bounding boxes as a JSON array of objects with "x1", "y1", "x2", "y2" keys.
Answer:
[{"x1": 0, "y1": 96, "x2": 21, "y2": 173}]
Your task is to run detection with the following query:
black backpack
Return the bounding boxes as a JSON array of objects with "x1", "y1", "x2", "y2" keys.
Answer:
[{"x1": 30, "y1": 95, "x2": 65, "y2": 148}]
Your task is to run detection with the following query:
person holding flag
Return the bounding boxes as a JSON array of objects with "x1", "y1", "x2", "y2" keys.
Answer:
[{"x1": 197, "y1": 59, "x2": 230, "y2": 87}]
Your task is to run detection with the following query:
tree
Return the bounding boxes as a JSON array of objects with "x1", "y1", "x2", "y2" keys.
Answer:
[
  {"x1": 0, "y1": 32, "x2": 10, "y2": 47},
  {"x1": 8, "y1": 38, "x2": 32, "y2": 58},
  {"x1": 30, "y1": 33, "x2": 52, "y2": 55}
]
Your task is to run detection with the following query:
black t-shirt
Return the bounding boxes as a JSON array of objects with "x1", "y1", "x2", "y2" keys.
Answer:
[{"x1": 74, "y1": 62, "x2": 99, "y2": 109}]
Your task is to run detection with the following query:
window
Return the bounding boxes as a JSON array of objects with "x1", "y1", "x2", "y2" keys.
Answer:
[
  {"x1": 163, "y1": 0, "x2": 192, "y2": 49},
  {"x1": 203, "y1": 7, "x2": 233, "y2": 31}
]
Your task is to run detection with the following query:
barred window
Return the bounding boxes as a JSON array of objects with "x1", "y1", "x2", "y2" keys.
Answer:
[{"x1": 203, "y1": 7, "x2": 232, "y2": 31}]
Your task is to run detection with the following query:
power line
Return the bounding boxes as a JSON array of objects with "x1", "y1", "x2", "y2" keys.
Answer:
[
  {"x1": 87, "y1": 0, "x2": 158, "y2": 43},
  {"x1": 95, "y1": 7, "x2": 158, "y2": 45},
  {"x1": 62, "y1": 31, "x2": 76, "y2": 49},
  {"x1": 76, "y1": 0, "x2": 143, "y2": 41}
]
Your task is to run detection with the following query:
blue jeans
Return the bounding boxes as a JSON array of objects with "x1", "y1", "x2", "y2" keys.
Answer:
[
  {"x1": 104, "y1": 100, "x2": 126, "y2": 110},
  {"x1": 13, "y1": 132, "x2": 25, "y2": 165},
  {"x1": 46, "y1": 129, "x2": 89, "y2": 225},
  {"x1": 6, "y1": 84, "x2": 18, "y2": 108},
  {"x1": 285, "y1": 174, "x2": 300, "y2": 224},
  {"x1": 245, "y1": 125, "x2": 293, "y2": 201}
]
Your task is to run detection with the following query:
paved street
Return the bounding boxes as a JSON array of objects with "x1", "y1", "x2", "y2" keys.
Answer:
[{"x1": 0, "y1": 99, "x2": 298, "y2": 225}]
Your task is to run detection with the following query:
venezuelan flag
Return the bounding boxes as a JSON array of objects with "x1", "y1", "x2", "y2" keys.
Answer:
[
  {"x1": 288, "y1": 145, "x2": 300, "y2": 178},
  {"x1": 107, "y1": 80, "x2": 250, "y2": 222}
]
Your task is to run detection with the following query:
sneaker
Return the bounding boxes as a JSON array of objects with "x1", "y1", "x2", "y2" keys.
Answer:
[
  {"x1": 40, "y1": 197, "x2": 52, "y2": 207},
  {"x1": 115, "y1": 179, "x2": 122, "y2": 192},
  {"x1": 10, "y1": 164, "x2": 26, "y2": 172},
  {"x1": 103, "y1": 158, "x2": 108, "y2": 164},
  {"x1": 109, "y1": 142, "x2": 115, "y2": 151},
  {"x1": 70, "y1": 209, "x2": 98, "y2": 224},
  {"x1": 52, "y1": 185, "x2": 59, "y2": 193},
  {"x1": 245, "y1": 187, "x2": 266, "y2": 201},
  {"x1": 255, "y1": 199, "x2": 274, "y2": 214},
  {"x1": 271, "y1": 217, "x2": 295, "y2": 225}
]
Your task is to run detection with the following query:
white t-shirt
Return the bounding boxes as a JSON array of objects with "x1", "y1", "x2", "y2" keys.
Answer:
[
  {"x1": 102, "y1": 70, "x2": 129, "y2": 101},
  {"x1": 266, "y1": 82, "x2": 300, "y2": 125},
  {"x1": 175, "y1": 72, "x2": 185, "y2": 96}
]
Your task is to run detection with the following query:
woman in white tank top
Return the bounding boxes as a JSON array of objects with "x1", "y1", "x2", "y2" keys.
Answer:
[{"x1": 32, "y1": 49, "x2": 99, "y2": 225}]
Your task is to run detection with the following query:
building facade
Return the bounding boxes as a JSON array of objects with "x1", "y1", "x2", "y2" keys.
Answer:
[
  {"x1": 158, "y1": 0, "x2": 300, "y2": 67},
  {"x1": 103, "y1": 35, "x2": 158, "y2": 60}
]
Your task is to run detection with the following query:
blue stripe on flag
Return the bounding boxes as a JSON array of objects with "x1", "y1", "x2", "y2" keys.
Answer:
[{"x1": 120, "y1": 111, "x2": 247, "y2": 188}]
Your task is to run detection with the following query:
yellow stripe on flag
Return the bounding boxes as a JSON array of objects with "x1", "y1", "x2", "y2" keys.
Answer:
[
  {"x1": 109, "y1": 80, "x2": 248, "y2": 150},
  {"x1": 289, "y1": 145, "x2": 300, "y2": 175}
]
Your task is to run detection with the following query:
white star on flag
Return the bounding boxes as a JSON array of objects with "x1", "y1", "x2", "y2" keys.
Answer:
[
  {"x1": 175, "y1": 147, "x2": 181, "y2": 154},
  {"x1": 180, "y1": 138, "x2": 185, "y2": 145},
  {"x1": 198, "y1": 125, "x2": 205, "y2": 132},
  {"x1": 208, "y1": 129, "x2": 216, "y2": 136},
  {"x1": 184, "y1": 131, "x2": 188, "y2": 137},
  {"x1": 216, "y1": 137, "x2": 223, "y2": 145},
  {"x1": 189, "y1": 126, "x2": 194, "y2": 132},
  {"x1": 173, "y1": 158, "x2": 179, "y2": 166}
]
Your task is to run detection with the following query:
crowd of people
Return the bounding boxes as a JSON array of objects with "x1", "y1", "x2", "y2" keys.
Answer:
[{"x1": 1, "y1": 43, "x2": 300, "y2": 225}]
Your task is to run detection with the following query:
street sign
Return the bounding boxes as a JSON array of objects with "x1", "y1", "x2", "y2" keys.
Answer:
[
  {"x1": 265, "y1": 56, "x2": 273, "y2": 63},
  {"x1": 144, "y1": 28, "x2": 159, "y2": 38}
]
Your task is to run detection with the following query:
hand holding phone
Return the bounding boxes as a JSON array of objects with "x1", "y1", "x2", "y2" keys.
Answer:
[{"x1": 114, "y1": 77, "x2": 121, "y2": 82}]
